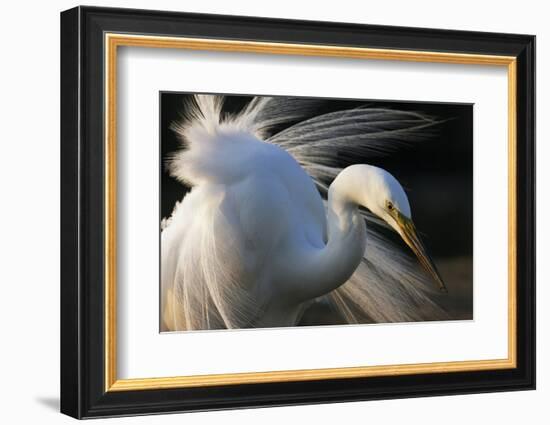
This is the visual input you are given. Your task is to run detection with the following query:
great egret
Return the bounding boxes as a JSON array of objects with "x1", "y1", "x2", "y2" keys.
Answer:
[{"x1": 161, "y1": 95, "x2": 448, "y2": 331}]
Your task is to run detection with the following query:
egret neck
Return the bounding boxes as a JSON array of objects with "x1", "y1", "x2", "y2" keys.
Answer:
[{"x1": 298, "y1": 166, "x2": 369, "y2": 300}]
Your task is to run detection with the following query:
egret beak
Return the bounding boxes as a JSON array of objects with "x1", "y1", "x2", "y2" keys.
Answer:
[{"x1": 395, "y1": 212, "x2": 448, "y2": 293}]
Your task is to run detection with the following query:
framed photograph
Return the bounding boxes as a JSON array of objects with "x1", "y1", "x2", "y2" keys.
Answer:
[{"x1": 60, "y1": 6, "x2": 535, "y2": 419}]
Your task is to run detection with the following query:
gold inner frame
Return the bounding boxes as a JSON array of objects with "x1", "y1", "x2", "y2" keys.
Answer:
[{"x1": 104, "y1": 33, "x2": 518, "y2": 392}]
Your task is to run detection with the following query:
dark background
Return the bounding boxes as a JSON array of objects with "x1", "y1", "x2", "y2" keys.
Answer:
[{"x1": 160, "y1": 93, "x2": 474, "y2": 320}]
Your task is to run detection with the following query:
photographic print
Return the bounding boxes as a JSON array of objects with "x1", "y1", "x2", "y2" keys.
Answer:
[
  {"x1": 160, "y1": 93, "x2": 473, "y2": 332},
  {"x1": 61, "y1": 9, "x2": 535, "y2": 417}
]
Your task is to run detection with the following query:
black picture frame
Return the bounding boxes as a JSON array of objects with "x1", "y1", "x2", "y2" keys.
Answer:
[{"x1": 60, "y1": 5, "x2": 535, "y2": 419}]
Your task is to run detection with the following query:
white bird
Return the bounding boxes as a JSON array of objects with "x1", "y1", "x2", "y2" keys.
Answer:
[{"x1": 161, "y1": 95, "x2": 448, "y2": 331}]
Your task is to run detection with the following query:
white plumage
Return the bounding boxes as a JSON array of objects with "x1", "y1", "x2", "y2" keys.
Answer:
[{"x1": 161, "y1": 95, "x2": 447, "y2": 331}]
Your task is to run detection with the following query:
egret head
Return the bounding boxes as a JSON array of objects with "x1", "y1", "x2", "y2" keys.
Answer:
[{"x1": 357, "y1": 165, "x2": 448, "y2": 293}]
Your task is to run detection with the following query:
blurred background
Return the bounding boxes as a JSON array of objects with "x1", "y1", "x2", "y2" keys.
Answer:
[{"x1": 161, "y1": 93, "x2": 473, "y2": 322}]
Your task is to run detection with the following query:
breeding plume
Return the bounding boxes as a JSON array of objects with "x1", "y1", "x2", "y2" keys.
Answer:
[{"x1": 161, "y1": 95, "x2": 448, "y2": 331}]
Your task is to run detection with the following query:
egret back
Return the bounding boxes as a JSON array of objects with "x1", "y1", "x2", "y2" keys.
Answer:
[{"x1": 162, "y1": 96, "x2": 328, "y2": 330}]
